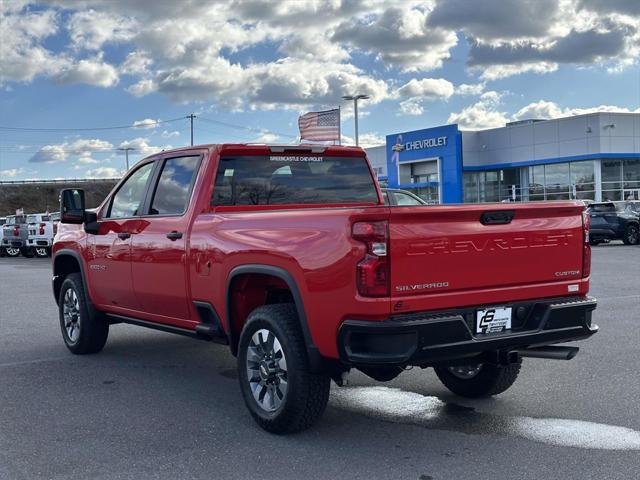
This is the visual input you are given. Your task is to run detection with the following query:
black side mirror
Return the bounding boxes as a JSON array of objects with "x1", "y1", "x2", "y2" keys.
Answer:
[{"x1": 60, "y1": 188, "x2": 86, "y2": 224}]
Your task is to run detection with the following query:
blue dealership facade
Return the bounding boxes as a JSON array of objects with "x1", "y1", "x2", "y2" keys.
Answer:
[{"x1": 367, "y1": 112, "x2": 640, "y2": 204}]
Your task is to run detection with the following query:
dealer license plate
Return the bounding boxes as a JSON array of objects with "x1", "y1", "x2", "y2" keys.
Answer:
[{"x1": 476, "y1": 307, "x2": 512, "y2": 334}]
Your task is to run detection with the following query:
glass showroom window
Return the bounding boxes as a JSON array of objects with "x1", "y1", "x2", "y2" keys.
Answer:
[
  {"x1": 528, "y1": 165, "x2": 545, "y2": 201},
  {"x1": 623, "y1": 159, "x2": 640, "y2": 199},
  {"x1": 499, "y1": 168, "x2": 521, "y2": 201},
  {"x1": 569, "y1": 161, "x2": 595, "y2": 200},
  {"x1": 602, "y1": 159, "x2": 622, "y2": 201},
  {"x1": 544, "y1": 163, "x2": 570, "y2": 200},
  {"x1": 482, "y1": 171, "x2": 500, "y2": 202},
  {"x1": 412, "y1": 186, "x2": 439, "y2": 204},
  {"x1": 463, "y1": 172, "x2": 480, "y2": 203}
]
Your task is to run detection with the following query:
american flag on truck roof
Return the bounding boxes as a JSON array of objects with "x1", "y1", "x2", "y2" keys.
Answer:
[{"x1": 298, "y1": 109, "x2": 340, "y2": 142}]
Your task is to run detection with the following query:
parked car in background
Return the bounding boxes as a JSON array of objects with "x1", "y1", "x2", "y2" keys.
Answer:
[
  {"x1": 587, "y1": 202, "x2": 640, "y2": 245},
  {"x1": 1, "y1": 215, "x2": 29, "y2": 257},
  {"x1": 382, "y1": 188, "x2": 428, "y2": 206},
  {"x1": 26, "y1": 213, "x2": 55, "y2": 257}
]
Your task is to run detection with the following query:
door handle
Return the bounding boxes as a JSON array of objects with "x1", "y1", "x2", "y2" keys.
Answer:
[
  {"x1": 117, "y1": 232, "x2": 131, "y2": 240},
  {"x1": 166, "y1": 231, "x2": 183, "y2": 240}
]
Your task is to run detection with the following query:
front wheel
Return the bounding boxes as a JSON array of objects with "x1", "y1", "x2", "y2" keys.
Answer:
[
  {"x1": 3, "y1": 247, "x2": 20, "y2": 257},
  {"x1": 434, "y1": 360, "x2": 522, "y2": 398},
  {"x1": 237, "y1": 304, "x2": 330, "y2": 434},
  {"x1": 622, "y1": 224, "x2": 639, "y2": 245},
  {"x1": 58, "y1": 273, "x2": 109, "y2": 354}
]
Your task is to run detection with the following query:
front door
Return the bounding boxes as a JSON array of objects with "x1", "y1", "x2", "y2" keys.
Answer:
[
  {"x1": 130, "y1": 154, "x2": 202, "y2": 323},
  {"x1": 87, "y1": 161, "x2": 155, "y2": 311}
]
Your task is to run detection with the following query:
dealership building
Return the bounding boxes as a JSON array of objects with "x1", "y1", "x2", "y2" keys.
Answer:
[{"x1": 366, "y1": 112, "x2": 640, "y2": 204}]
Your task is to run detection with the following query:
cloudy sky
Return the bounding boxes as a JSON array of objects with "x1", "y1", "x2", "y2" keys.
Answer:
[{"x1": 1, "y1": 0, "x2": 639, "y2": 180}]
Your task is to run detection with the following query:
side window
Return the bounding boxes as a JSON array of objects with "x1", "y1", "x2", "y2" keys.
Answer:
[
  {"x1": 395, "y1": 192, "x2": 424, "y2": 206},
  {"x1": 149, "y1": 156, "x2": 200, "y2": 215},
  {"x1": 382, "y1": 191, "x2": 390, "y2": 205},
  {"x1": 107, "y1": 162, "x2": 154, "y2": 219}
]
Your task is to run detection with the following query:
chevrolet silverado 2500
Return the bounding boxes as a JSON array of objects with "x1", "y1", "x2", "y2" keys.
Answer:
[{"x1": 53, "y1": 144, "x2": 598, "y2": 433}]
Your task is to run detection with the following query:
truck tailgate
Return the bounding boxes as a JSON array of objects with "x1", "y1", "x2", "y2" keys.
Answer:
[{"x1": 389, "y1": 202, "x2": 587, "y2": 309}]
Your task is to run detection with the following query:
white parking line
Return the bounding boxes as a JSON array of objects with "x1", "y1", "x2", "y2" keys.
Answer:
[{"x1": 331, "y1": 386, "x2": 640, "y2": 450}]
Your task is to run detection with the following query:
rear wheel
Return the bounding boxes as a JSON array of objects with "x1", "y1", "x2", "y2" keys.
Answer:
[
  {"x1": 20, "y1": 247, "x2": 34, "y2": 258},
  {"x1": 34, "y1": 247, "x2": 49, "y2": 258},
  {"x1": 622, "y1": 224, "x2": 639, "y2": 245},
  {"x1": 434, "y1": 360, "x2": 522, "y2": 398},
  {"x1": 237, "y1": 304, "x2": 330, "y2": 433},
  {"x1": 58, "y1": 273, "x2": 109, "y2": 354}
]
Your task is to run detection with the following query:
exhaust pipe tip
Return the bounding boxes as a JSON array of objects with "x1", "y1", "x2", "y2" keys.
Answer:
[{"x1": 515, "y1": 346, "x2": 579, "y2": 360}]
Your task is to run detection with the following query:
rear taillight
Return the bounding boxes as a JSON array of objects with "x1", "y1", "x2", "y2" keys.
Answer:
[
  {"x1": 13, "y1": 225, "x2": 19, "y2": 236},
  {"x1": 352, "y1": 221, "x2": 389, "y2": 297},
  {"x1": 53, "y1": 222, "x2": 58, "y2": 235},
  {"x1": 39, "y1": 223, "x2": 46, "y2": 235},
  {"x1": 582, "y1": 209, "x2": 591, "y2": 278}
]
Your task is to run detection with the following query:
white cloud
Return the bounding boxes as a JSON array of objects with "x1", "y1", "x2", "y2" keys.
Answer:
[
  {"x1": 397, "y1": 78, "x2": 455, "y2": 100},
  {"x1": 133, "y1": 118, "x2": 161, "y2": 129},
  {"x1": 161, "y1": 130, "x2": 180, "y2": 138},
  {"x1": 85, "y1": 166, "x2": 122, "y2": 178},
  {"x1": 120, "y1": 51, "x2": 153, "y2": 75},
  {"x1": 0, "y1": 8, "x2": 60, "y2": 83},
  {"x1": 126, "y1": 78, "x2": 156, "y2": 96},
  {"x1": 513, "y1": 100, "x2": 640, "y2": 120},
  {"x1": 332, "y1": 6, "x2": 458, "y2": 72},
  {"x1": 53, "y1": 56, "x2": 119, "y2": 87},
  {"x1": 456, "y1": 83, "x2": 485, "y2": 95},
  {"x1": 29, "y1": 138, "x2": 113, "y2": 163},
  {"x1": 29, "y1": 144, "x2": 68, "y2": 163},
  {"x1": 117, "y1": 137, "x2": 169, "y2": 156},
  {"x1": 398, "y1": 99, "x2": 424, "y2": 116},
  {"x1": 341, "y1": 132, "x2": 385, "y2": 148},
  {"x1": 67, "y1": 9, "x2": 136, "y2": 51},
  {"x1": 0, "y1": 168, "x2": 25, "y2": 178},
  {"x1": 252, "y1": 131, "x2": 279, "y2": 143},
  {"x1": 447, "y1": 91, "x2": 509, "y2": 129},
  {"x1": 449, "y1": 96, "x2": 640, "y2": 130},
  {"x1": 76, "y1": 154, "x2": 99, "y2": 164}
]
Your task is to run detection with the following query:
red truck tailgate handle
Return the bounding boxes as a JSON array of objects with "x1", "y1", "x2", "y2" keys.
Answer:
[
  {"x1": 117, "y1": 232, "x2": 131, "y2": 240},
  {"x1": 480, "y1": 211, "x2": 514, "y2": 225},
  {"x1": 166, "y1": 231, "x2": 183, "y2": 240}
]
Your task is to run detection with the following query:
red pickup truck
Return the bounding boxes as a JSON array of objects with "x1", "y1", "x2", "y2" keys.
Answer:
[{"x1": 53, "y1": 144, "x2": 598, "y2": 433}]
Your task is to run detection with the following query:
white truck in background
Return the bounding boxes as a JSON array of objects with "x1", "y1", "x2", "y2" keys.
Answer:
[{"x1": 25, "y1": 212, "x2": 59, "y2": 257}]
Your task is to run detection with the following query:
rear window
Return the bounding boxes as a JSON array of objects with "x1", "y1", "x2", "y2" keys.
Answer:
[
  {"x1": 212, "y1": 155, "x2": 378, "y2": 206},
  {"x1": 590, "y1": 203, "x2": 616, "y2": 213}
]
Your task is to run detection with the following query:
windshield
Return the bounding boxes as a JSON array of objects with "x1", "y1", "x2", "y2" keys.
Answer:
[{"x1": 5, "y1": 216, "x2": 26, "y2": 225}]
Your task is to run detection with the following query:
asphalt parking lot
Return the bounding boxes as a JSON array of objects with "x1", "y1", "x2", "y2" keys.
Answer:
[{"x1": 1, "y1": 244, "x2": 639, "y2": 480}]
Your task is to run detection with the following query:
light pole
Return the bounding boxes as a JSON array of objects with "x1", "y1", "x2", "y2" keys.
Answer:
[
  {"x1": 117, "y1": 147, "x2": 135, "y2": 171},
  {"x1": 342, "y1": 94, "x2": 370, "y2": 146}
]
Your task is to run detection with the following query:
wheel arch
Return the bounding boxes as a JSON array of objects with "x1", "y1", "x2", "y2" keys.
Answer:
[
  {"x1": 226, "y1": 264, "x2": 321, "y2": 368},
  {"x1": 52, "y1": 249, "x2": 88, "y2": 306}
]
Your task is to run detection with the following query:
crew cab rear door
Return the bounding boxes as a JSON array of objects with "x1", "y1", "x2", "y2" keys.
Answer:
[{"x1": 388, "y1": 202, "x2": 586, "y2": 311}]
